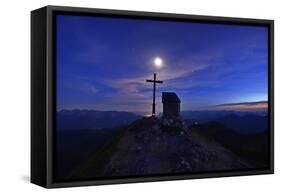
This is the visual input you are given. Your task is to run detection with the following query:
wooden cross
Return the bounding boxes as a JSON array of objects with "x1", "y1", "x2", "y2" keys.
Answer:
[{"x1": 146, "y1": 73, "x2": 163, "y2": 116}]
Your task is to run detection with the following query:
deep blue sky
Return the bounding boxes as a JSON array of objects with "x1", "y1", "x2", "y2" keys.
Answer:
[{"x1": 56, "y1": 15, "x2": 268, "y2": 114}]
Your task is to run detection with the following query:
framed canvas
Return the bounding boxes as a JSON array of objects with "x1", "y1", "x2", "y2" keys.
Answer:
[{"x1": 31, "y1": 5, "x2": 274, "y2": 188}]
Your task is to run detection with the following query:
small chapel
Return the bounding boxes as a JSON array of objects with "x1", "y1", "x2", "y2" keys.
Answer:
[{"x1": 162, "y1": 92, "x2": 181, "y2": 118}]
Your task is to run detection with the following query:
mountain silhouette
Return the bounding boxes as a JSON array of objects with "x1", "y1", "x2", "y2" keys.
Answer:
[
  {"x1": 69, "y1": 116, "x2": 252, "y2": 179},
  {"x1": 189, "y1": 121, "x2": 269, "y2": 167},
  {"x1": 213, "y1": 114, "x2": 268, "y2": 134},
  {"x1": 183, "y1": 111, "x2": 268, "y2": 134}
]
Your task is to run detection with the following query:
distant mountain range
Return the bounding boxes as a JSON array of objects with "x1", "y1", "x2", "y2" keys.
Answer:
[
  {"x1": 182, "y1": 110, "x2": 268, "y2": 134},
  {"x1": 57, "y1": 109, "x2": 268, "y2": 134},
  {"x1": 181, "y1": 110, "x2": 267, "y2": 120},
  {"x1": 57, "y1": 109, "x2": 141, "y2": 130},
  {"x1": 213, "y1": 113, "x2": 268, "y2": 134}
]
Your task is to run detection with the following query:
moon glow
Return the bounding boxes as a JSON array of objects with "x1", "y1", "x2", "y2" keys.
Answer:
[{"x1": 154, "y1": 57, "x2": 163, "y2": 68}]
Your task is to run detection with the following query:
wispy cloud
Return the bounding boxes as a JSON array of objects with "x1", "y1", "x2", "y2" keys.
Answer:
[
  {"x1": 212, "y1": 101, "x2": 268, "y2": 111},
  {"x1": 102, "y1": 62, "x2": 209, "y2": 110},
  {"x1": 106, "y1": 62, "x2": 208, "y2": 90}
]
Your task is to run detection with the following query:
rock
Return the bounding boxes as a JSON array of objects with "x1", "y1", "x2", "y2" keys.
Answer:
[
  {"x1": 152, "y1": 124, "x2": 159, "y2": 130},
  {"x1": 72, "y1": 116, "x2": 251, "y2": 178}
]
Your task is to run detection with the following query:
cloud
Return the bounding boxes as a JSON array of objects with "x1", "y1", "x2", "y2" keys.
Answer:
[
  {"x1": 107, "y1": 62, "x2": 208, "y2": 91},
  {"x1": 158, "y1": 64, "x2": 207, "y2": 81},
  {"x1": 89, "y1": 85, "x2": 99, "y2": 93},
  {"x1": 213, "y1": 101, "x2": 268, "y2": 111},
  {"x1": 61, "y1": 73, "x2": 99, "y2": 94}
]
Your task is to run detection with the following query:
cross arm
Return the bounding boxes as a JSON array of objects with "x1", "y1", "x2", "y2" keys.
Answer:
[{"x1": 146, "y1": 80, "x2": 163, "y2": 83}]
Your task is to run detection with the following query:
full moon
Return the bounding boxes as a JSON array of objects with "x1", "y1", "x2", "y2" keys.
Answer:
[{"x1": 154, "y1": 57, "x2": 163, "y2": 67}]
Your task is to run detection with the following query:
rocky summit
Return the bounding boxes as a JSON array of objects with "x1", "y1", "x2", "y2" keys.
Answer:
[
  {"x1": 99, "y1": 116, "x2": 250, "y2": 177},
  {"x1": 69, "y1": 116, "x2": 252, "y2": 179}
]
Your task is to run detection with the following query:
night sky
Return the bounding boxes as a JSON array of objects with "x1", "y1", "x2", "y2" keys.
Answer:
[{"x1": 56, "y1": 14, "x2": 268, "y2": 115}]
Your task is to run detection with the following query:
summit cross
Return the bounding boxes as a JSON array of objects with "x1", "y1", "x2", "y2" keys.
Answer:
[{"x1": 146, "y1": 73, "x2": 163, "y2": 116}]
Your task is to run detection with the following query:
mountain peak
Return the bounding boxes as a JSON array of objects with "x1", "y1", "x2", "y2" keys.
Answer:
[{"x1": 71, "y1": 116, "x2": 250, "y2": 178}]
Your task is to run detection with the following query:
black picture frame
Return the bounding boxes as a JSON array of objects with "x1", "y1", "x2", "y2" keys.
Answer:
[{"x1": 31, "y1": 5, "x2": 274, "y2": 188}]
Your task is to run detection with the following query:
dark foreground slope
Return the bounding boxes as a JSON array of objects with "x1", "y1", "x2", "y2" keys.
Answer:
[
  {"x1": 189, "y1": 122, "x2": 269, "y2": 167},
  {"x1": 55, "y1": 127, "x2": 120, "y2": 180},
  {"x1": 69, "y1": 117, "x2": 251, "y2": 180}
]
